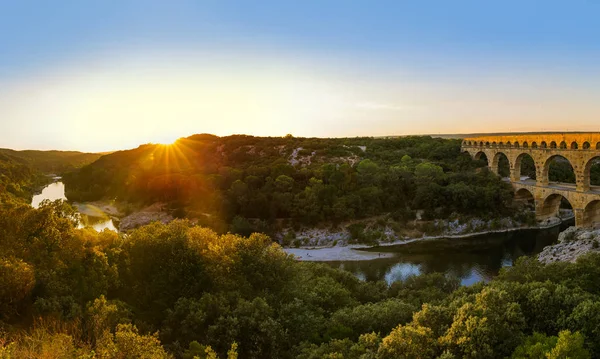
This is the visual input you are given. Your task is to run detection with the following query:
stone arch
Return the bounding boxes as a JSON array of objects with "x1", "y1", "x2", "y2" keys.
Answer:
[
  {"x1": 491, "y1": 152, "x2": 510, "y2": 177},
  {"x1": 571, "y1": 141, "x2": 578, "y2": 149},
  {"x1": 531, "y1": 142, "x2": 537, "y2": 148},
  {"x1": 550, "y1": 141, "x2": 557, "y2": 149},
  {"x1": 514, "y1": 141, "x2": 520, "y2": 148},
  {"x1": 492, "y1": 141, "x2": 497, "y2": 147},
  {"x1": 583, "y1": 156, "x2": 600, "y2": 191},
  {"x1": 515, "y1": 188, "x2": 534, "y2": 201},
  {"x1": 506, "y1": 141, "x2": 512, "y2": 148},
  {"x1": 541, "y1": 141, "x2": 548, "y2": 148},
  {"x1": 559, "y1": 141, "x2": 567, "y2": 149},
  {"x1": 542, "y1": 155, "x2": 576, "y2": 185},
  {"x1": 582, "y1": 200, "x2": 600, "y2": 228},
  {"x1": 514, "y1": 153, "x2": 536, "y2": 180},
  {"x1": 485, "y1": 141, "x2": 490, "y2": 147},
  {"x1": 499, "y1": 142, "x2": 504, "y2": 147},
  {"x1": 583, "y1": 142, "x2": 591, "y2": 149},
  {"x1": 597, "y1": 142, "x2": 600, "y2": 150},
  {"x1": 514, "y1": 188, "x2": 535, "y2": 210},
  {"x1": 538, "y1": 193, "x2": 573, "y2": 220},
  {"x1": 479, "y1": 141, "x2": 484, "y2": 147},
  {"x1": 474, "y1": 151, "x2": 489, "y2": 166}
]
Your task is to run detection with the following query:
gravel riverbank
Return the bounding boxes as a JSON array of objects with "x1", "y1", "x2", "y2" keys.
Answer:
[{"x1": 285, "y1": 216, "x2": 570, "y2": 262}]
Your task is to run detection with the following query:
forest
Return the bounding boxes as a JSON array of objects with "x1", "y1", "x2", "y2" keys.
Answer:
[
  {"x1": 0, "y1": 148, "x2": 103, "y2": 175},
  {"x1": 63, "y1": 135, "x2": 516, "y2": 233},
  {"x1": 0, "y1": 198, "x2": 599, "y2": 358},
  {"x1": 2, "y1": 135, "x2": 599, "y2": 358}
]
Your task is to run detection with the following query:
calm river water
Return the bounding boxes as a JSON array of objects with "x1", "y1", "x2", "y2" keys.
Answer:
[
  {"x1": 31, "y1": 181, "x2": 118, "y2": 232},
  {"x1": 326, "y1": 222, "x2": 570, "y2": 286}
]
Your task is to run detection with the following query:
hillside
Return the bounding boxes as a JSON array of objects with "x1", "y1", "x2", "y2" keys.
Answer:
[
  {"x1": 0, "y1": 152, "x2": 48, "y2": 203},
  {"x1": 64, "y1": 134, "x2": 516, "y2": 233},
  {"x1": 0, "y1": 148, "x2": 105, "y2": 174}
]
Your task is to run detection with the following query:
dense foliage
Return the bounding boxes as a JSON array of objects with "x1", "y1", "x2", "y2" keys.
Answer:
[
  {"x1": 0, "y1": 152, "x2": 48, "y2": 203},
  {"x1": 0, "y1": 200, "x2": 599, "y2": 358},
  {"x1": 0, "y1": 148, "x2": 104, "y2": 174},
  {"x1": 64, "y1": 135, "x2": 515, "y2": 232}
]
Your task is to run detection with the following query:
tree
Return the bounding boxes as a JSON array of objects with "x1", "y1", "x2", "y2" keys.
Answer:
[
  {"x1": 0, "y1": 257, "x2": 35, "y2": 320},
  {"x1": 547, "y1": 331, "x2": 590, "y2": 359},
  {"x1": 441, "y1": 287, "x2": 526, "y2": 359},
  {"x1": 96, "y1": 324, "x2": 172, "y2": 359},
  {"x1": 378, "y1": 324, "x2": 437, "y2": 359}
]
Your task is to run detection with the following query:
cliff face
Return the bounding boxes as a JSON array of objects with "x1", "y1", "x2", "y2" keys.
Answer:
[{"x1": 538, "y1": 226, "x2": 600, "y2": 263}]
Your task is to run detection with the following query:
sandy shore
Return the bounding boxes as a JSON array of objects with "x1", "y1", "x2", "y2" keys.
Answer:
[
  {"x1": 284, "y1": 216, "x2": 572, "y2": 262},
  {"x1": 284, "y1": 247, "x2": 393, "y2": 261}
]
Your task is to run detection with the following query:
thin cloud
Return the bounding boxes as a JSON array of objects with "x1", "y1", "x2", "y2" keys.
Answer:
[{"x1": 355, "y1": 101, "x2": 414, "y2": 111}]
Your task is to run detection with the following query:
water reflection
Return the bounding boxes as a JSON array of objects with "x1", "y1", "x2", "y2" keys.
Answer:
[
  {"x1": 31, "y1": 182, "x2": 67, "y2": 208},
  {"x1": 32, "y1": 182, "x2": 117, "y2": 232},
  {"x1": 326, "y1": 224, "x2": 566, "y2": 286}
]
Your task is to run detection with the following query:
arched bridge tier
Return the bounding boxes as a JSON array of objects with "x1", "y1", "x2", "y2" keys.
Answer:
[{"x1": 461, "y1": 133, "x2": 600, "y2": 228}]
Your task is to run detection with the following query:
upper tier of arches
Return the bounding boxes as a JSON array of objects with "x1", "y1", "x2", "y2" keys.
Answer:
[
  {"x1": 464, "y1": 139, "x2": 600, "y2": 150},
  {"x1": 462, "y1": 133, "x2": 600, "y2": 151}
]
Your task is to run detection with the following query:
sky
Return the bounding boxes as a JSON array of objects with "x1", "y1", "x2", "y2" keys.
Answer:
[{"x1": 1, "y1": 1, "x2": 600, "y2": 152}]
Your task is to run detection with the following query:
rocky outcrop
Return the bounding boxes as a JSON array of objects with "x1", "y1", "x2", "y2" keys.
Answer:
[
  {"x1": 537, "y1": 227, "x2": 600, "y2": 264},
  {"x1": 119, "y1": 203, "x2": 173, "y2": 231}
]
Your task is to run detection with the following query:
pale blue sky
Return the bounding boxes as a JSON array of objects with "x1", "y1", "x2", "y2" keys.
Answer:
[{"x1": 1, "y1": 1, "x2": 600, "y2": 151}]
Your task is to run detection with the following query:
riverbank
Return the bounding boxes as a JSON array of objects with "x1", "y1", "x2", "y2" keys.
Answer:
[
  {"x1": 538, "y1": 226, "x2": 600, "y2": 264},
  {"x1": 284, "y1": 215, "x2": 572, "y2": 262},
  {"x1": 73, "y1": 200, "x2": 122, "y2": 218}
]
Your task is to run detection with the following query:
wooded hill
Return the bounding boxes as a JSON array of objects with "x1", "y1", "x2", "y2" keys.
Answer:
[
  {"x1": 0, "y1": 148, "x2": 104, "y2": 174},
  {"x1": 63, "y1": 135, "x2": 516, "y2": 232}
]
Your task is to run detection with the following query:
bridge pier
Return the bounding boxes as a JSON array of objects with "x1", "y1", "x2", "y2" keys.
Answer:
[
  {"x1": 510, "y1": 165, "x2": 520, "y2": 182},
  {"x1": 574, "y1": 208, "x2": 585, "y2": 228},
  {"x1": 576, "y1": 169, "x2": 590, "y2": 192}
]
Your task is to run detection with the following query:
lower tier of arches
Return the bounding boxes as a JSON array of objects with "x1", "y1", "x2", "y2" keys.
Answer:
[{"x1": 513, "y1": 185, "x2": 600, "y2": 228}]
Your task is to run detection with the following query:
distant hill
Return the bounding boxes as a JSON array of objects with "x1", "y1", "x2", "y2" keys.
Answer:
[
  {"x1": 0, "y1": 149, "x2": 106, "y2": 174},
  {"x1": 0, "y1": 152, "x2": 48, "y2": 203}
]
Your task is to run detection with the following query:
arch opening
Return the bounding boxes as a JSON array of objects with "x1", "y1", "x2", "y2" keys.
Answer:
[
  {"x1": 514, "y1": 188, "x2": 535, "y2": 211},
  {"x1": 584, "y1": 156, "x2": 600, "y2": 189},
  {"x1": 531, "y1": 142, "x2": 537, "y2": 149},
  {"x1": 597, "y1": 142, "x2": 600, "y2": 150},
  {"x1": 583, "y1": 142, "x2": 591, "y2": 149},
  {"x1": 541, "y1": 141, "x2": 547, "y2": 149},
  {"x1": 474, "y1": 151, "x2": 488, "y2": 167},
  {"x1": 506, "y1": 141, "x2": 512, "y2": 147},
  {"x1": 539, "y1": 193, "x2": 573, "y2": 221},
  {"x1": 515, "y1": 153, "x2": 536, "y2": 181},
  {"x1": 550, "y1": 141, "x2": 557, "y2": 149},
  {"x1": 544, "y1": 155, "x2": 576, "y2": 184},
  {"x1": 514, "y1": 141, "x2": 520, "y2": 148},
  {"x1": 559, "y1": 141, "x2": 567, "y2": 149},
  {"x1": 485, "y1": 142, "x2": 490, "y2": 147},
  {"x1": 492, "y1": 152, "x2": 510, "y2": 177},
  {"x1": 583, "y1": 200, "x2": 600, "y2": 228},
  {"x1": 571, "y1": 142, "x2": 578, "y2": 149}
]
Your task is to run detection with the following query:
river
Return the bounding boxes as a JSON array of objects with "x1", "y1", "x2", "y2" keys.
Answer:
[
  {"x1": 324, "y1": 222, "x2": 570, "y2": 286},
  {"x1": 31, "y1": 181, "x2": 118, "y2": 232},
  {"x1": 33, "y1": 182, "x2": 566, "y2": 285}
]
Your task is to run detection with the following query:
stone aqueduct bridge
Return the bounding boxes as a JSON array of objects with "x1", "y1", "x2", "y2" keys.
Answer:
[{"x1": 461, "y1": 133, "x2": 600, "y2": 228}]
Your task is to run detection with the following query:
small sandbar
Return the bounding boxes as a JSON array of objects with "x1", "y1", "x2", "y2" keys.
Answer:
[{"x1": 284, "y1": 246, "x2": 393, "y2": 261}]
